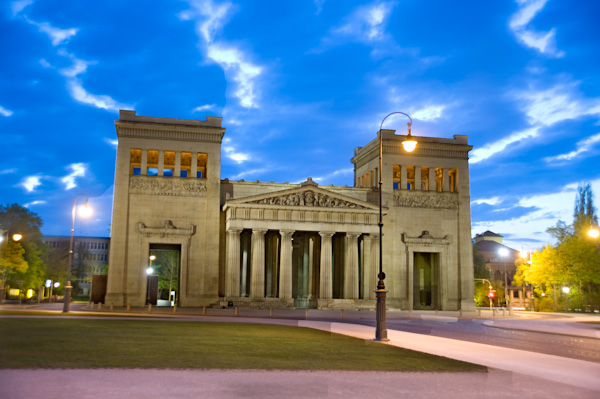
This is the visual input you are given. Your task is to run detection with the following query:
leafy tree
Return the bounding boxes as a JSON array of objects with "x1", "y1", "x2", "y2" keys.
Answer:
[
  {"x1": 473, "y1": 250, "x2": 489, "y2": 279},
  {"x1": 153, "y1": 250, "x2": 179, "y2": 301},
  {"x1": 0, "y1": 204, "x2": 46, "y2": 295},
  {"x1": 0, "y1": 241, "x2": 28, "y2": 285}
]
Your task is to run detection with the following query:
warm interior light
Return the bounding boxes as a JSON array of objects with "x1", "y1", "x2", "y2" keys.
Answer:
[
  {"x1": 12, "y1": 233, "x2": 23, "y2": 242},
  {"x1": 589, "y1": 227, "x2": 600, "y2": 238}
]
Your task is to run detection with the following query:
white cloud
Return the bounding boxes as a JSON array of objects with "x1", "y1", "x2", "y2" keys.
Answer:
[
  {"x1": 545, "y1": 133, "x2": 600, "y2": 162},
  {"x1": 207, "y1": 44, "x2": 262, "y2": 108},
  {"x1": 0, "y1": 168, "x2": 17, "y2": 174},
  {"x1": 11, "y1": 0, "x2": 33, "y2": 16},
  {"x1": 104, "y1": 138, "x2": 118, "y2": 148},
  {"x1": 412, "y1": 105, "x2": 445, "y2": 121},
  {"x1": 25, "y1": 17, "x2": 78, "y2": 46},
  {"x1": 314, "y1": 0, "x2": 326, "y2": 14},
  {"x1": 21, "y1": 176, "x2": 42, "y2": 192},
  {"x1": 472, "y1": 197, "x2": 502, "y2": 206},
  {"x1": 192, "y1": 104, "x2": 217, "y2": 112},
  {"x1": 181, "y1": 0, "x2": 262, "y2": 109},
  {"x1": 470, "y1": 127, "x2": 539, "y2": 164},
  {"x1": 509, "y1": 0, "x2": 564, "y2": 58},
  {"x1": 0, "y1": 105, "x2": 13, "y2": 117},
  {"x1": 61, "y1": 163, "x2": 86, "y2": 190},
  {"x1": 518, "y1": 83, "x2": 600, "y2": 126},
  {"x1": 231, "y1": 168, "x2": 269, "y2": 180},
  {"x1": 330, "y1": 1, "x2": 395, "y2": 43},
  {"x1": 222, "y1": 138, "x2": 250, "y2": 163},
  {"x1": 472, "y1": 180, "x2": 600, "y2": 249},
  {"x1": 312, "y1": 168, "x2": 353, "y2": 184},
  {"x1": 24, "y1": 200, "x2": 46, "y2": 208}
]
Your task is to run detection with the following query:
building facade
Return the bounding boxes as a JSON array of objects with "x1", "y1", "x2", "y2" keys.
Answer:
[
  {"x1": 43, "y1": 235, "x2": 110, "y2": 296},
  {"x1": 106, "y1": 110, "x2": 476, "y2": 311}
]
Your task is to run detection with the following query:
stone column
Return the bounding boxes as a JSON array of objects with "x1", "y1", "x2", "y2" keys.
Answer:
[
  {"x1": 400, "y1": 165, "x2": 407, "y2": 190},
  {"x1": 225, "y1": 229, "x2": 241, "y2": 297},
  {"x1": 250, "y1": 229, "x2": 267, "y2": 298},
  {"x1": 174, "y1": 152, "x2": 181, "y2": 177},
  {"x1": 141, "y1": 150, "x2": 148, "y2": 175},
  {"x1": 429, "y1": 167, "x2": 436, "y2": 191},
  {"x1": 443, "y1": 168, "x2": 450, "y2": 192},
  {"x1": 158, "y1": 150, "x2": 164, "y2": 176},
  {"x1": 319, "y1": 232, "x2": 334, "y2": 299},
  {"x1": 370, "y1": 234, "x2": 380, "y2": 300},
  {"x1": 279, "y1": 230, "x2": 294, "y2": 299},
  {"x1": 362, "y1": 235, "x2": 373, "y2": 300},
  {"x1": 344, "y1": 233, "x2": 360, "y2": 299},
  {"x1": 415, "y1": 166, "x2": 421, "y2": 191},
  {"x1": 191, "y1": 152, "x2": 198, "y2": 179}
]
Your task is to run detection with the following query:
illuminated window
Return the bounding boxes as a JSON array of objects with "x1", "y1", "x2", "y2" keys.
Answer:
[
  {"x1": 449, "y1": 169, "x2": 458, "y2": 192},
  {"x1": 130, "y1": 148, "x2": 142, "y2": 175},
  {"x1": 147, "y1": 150, "x2": 158, "y2": 176},
  {"x1": 435, "y1": 168, "x2": 443, "y2": 192},
  {"x1": 181, "y1": 152, "x2": 191, "y2": 178},
  {"x1": 393, "y1": 165, "x2": 401, "y2": 189},
  {"x1": 422, "y1": 167, "x2": 430, "y2": 191},
  {"x1": 164, "y1": 151, "x2": 175, "y2": 177},
  {"x1": 197, "y1": 153, "x2": 207, "y2": 178},
  {"x1": 407, "y1": 166, "x2": 415, "y2": 190}
]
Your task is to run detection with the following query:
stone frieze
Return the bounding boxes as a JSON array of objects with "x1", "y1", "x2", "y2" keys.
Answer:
[
  {"x1": 249, "y1": 190, "x2": 365, "y2": 209},
  {"x1": 393, "y1": 191, "x2": 458, "y2": 209},
  {"x1": 129, "y1": 175, "x2": 207, "y2": 197}
]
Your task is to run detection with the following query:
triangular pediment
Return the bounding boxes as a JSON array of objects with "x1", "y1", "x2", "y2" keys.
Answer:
[{"x1": 226, "y1": 183, "x2": 379, "y2": 211}]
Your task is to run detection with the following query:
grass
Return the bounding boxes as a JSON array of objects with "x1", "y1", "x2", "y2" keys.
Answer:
[{"x1": 0, "y1": 319, "x2": 485, "y2": 371}]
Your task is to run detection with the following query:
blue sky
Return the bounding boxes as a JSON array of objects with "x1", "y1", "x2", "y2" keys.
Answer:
[{"x1": 1, "y1": 0, "x2": 600, "y2": 251}]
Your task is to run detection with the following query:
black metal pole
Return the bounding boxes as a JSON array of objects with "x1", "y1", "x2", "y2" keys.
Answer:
[{"x1": 375, "y1": 127, "x2": 388, "y2": 341}]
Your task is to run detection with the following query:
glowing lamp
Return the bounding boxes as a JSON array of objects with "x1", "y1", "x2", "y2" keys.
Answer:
[{"x1": 589, "y1": 227, "x2": 599, "y2": 239}]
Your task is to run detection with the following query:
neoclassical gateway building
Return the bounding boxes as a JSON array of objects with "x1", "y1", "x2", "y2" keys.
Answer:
[{"x1": 106, "y1": 110, "x2": 475, "y2": 311}]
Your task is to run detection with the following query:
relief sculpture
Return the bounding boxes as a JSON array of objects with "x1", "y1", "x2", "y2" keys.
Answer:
[
  {"x1": 129, "y1": 176, "x2": 207, "y2": 197},
  {"x1": 251, "y1": 190, "x2": 364, "y2": 208},
  {"x1": 393, "y1": 191, "x2": 458, "y2": 209}
]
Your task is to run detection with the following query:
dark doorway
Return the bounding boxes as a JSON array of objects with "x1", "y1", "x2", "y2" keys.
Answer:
[{"x1": 413, "y1": 252, "x2": 439, "y2": 310}]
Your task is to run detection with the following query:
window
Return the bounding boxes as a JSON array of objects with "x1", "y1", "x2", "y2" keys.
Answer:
[
  {"x1": 421, "y1": 167, "x2": 429, "y2": 191},
  {"x1": 164, "y1": 151, "x2": 175, "y2": 177},
  {"x1": 147, "y1": 150, "x2": 158, "y2": 175},
  {"x1": 407, "y1": 166, "x2": 415, "y2": 190},
  {"x1": 130, "y1": 149, "x2": 142, "y2": 175},
  {"x1": 435, "y1": 168, "x2": 443, "y2": 192},
  {"x1": 197, "y1": 153, "x2": 207, "y2": 178},
  {"x1": 393, "y1": 165, "x2": 401, "y2": 189},
  {"x1": 449, "y1": 169, "x2": 458, "y2": 192},
  {"x1": 181, "y1": 152, "x2": 191, "y2": 178}
]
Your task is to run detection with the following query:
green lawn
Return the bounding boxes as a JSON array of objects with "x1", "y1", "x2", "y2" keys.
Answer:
[{"x1": 0, "y1": 319, "x2": 485, "y2": 371}]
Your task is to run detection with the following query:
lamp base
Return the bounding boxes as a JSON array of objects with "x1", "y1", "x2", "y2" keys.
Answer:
[{"x1": 374, "y1": 288, "x2": 389, "y2": 341}]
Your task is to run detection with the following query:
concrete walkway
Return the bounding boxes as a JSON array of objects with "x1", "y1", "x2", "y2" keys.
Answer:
[{"x1": 1, "y1": 305, "x2": 599, "y2": 398}]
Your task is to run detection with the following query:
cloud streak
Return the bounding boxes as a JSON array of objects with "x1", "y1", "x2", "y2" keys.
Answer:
[
  {"x1": 0, "y1": 105, "x2": 13, "y2": 117},
  {"x1": 545, "y1": 133, "x2": 600, "y2": 162},
  {"x1": 509, "y1": 0, "x2": 564, "y2": 58},
  {"x1": 61, "y1": 163, "x2": 86, "y2": 190}
]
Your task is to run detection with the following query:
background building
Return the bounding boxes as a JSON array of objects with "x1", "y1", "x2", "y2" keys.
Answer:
[
  {"x1": 106, "y1": 111, "x2": 476, "y2": 311},
  {"x1": 43, "y1": 235, "x2": 109, "y2": 296}
]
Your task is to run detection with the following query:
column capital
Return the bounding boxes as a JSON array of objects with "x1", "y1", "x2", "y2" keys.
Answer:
[
  {"x1": 227, "y1": 228, "x2": 242, "y2": 234},
  {"x1": 279, "y1": 229, "x2": 294, "y2": 236},
  {"x1": 319, "y1": 231, "x2": 335, "y2": 238},
  {"x1": 346, "y1": 232, "x2": 361, "y2": 239},
  {"x1": 252, "y1": 228, "x2": 268, "y2": 235}
]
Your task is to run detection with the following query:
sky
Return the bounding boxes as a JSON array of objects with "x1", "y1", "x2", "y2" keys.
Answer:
[{"x1": 1, "y1": 0, "x2": 600, "y2": 252}]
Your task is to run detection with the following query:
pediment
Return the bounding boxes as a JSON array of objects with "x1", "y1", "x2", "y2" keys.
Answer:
[{"x1": 226, "y1": 183, "x2": 379, "y2": 211}]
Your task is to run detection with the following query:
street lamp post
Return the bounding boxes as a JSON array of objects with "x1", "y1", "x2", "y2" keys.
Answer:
[
  {"x1": 498, "y1": 248, "x2": 510, "y2": 311},
  {"x1": 375, "y1": 112, "x2": 417, "y2": 341},
  {"x1": 63, "y1": 194, "x2": 92, "y2": 313},
  {"x1": 146, "y1": 255, "x2": 156, "y2": 306}
]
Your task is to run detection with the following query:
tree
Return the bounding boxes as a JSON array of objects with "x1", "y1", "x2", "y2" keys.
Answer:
[
  {"x1": 0, "y1": 204, "x2": 46, "y2": 296},
  {"x1": 473, "y1": 249, "x2": 489, "y2": 279},
  {"x1": 154, "y1": 251, "x2": 179, "y2": 301},
  {"x1": 0, "y1": 241, "x2": 28, "y2": 285}
]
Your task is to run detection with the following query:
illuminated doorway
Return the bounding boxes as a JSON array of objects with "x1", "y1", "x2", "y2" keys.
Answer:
[
  {"x1": 148, "y1": 244, "x2": 181, "y2": 307},
  {"x1": 413, "y1": 252, "x2": 439, "y2": 310}
]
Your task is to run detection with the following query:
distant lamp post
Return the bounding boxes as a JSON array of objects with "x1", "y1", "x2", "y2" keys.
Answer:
[
  {"x1": 376, "y1": 112, "x2": 417, "y2": 341},
  {"x1": 63, "y1": 194, "x2": 92, "y2": 313},
  {"x1": 146, "y1": 255, "x2": 156, "y2": 306},
  {"x1": 497, "y1": 248, "x2": 510, "y2": 310}
]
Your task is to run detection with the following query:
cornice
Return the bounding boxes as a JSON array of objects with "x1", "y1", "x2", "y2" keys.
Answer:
[{"x1": 116, "y1": 121, "x2": 225, "y2": 143}]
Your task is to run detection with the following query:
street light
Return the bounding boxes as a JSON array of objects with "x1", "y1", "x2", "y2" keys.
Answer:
[
  {"x1": 63, "y1": 194, "x2": 92, "y2": 313},
  {"x1": 146, "y1": 255, "x2": 156, "y2": 305},
  {"x1": 589, "y1": 225, "x2": 599, "y2": 239},
  {"x1": 497, "y1": 247, "x2": 510, "y2": 310},
  {"x1": 376, "y1": 112, "x2": 417, "y2": 341}
]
